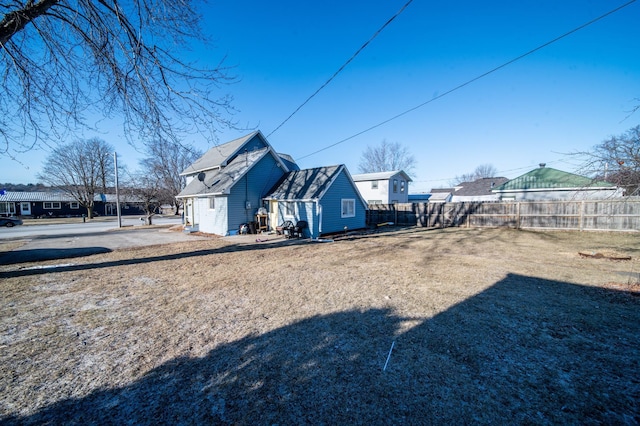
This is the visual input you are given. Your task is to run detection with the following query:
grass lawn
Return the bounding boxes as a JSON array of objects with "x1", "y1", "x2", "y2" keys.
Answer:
[{"x1": 1, "y1": 227, "x2": 639, "y2": 424}]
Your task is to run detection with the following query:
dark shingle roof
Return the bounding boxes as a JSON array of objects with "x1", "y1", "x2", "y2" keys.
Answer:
[
  {"x1": 179, "y1": 131, "x2": 261, "y2": 176},
  {"x1": 266, "y1": 165, "x2": 343, "y2": 201},
  {"x1": 454, "y1": 177, "x2": 509, "y2": 196},
  {"x1": 177, "y1": 148, "x2": 269, "y2": 198}
]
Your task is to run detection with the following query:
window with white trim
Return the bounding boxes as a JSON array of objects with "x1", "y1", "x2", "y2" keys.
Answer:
[
  {"x1": 0, "y1": 202, "x2": 15, "y2": 215},
  {"x1": 341, "y1": 199, "x2": 355, "y2": 218},
  {"x1": 284, "y1": 202, "x2": 296, "y2": 217},
  {"x1": 70, "y1": 202, "x2": 79, "y2": 209},
  {"x1": 44, "y1": 202, "x2": 61, "y2": 209}
]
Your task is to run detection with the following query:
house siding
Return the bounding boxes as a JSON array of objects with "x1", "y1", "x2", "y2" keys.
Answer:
[
  {"x1": 320, "y1": 171, "x2": 367, "y2": 234},
  {"x1": 354, "y1": 172, "x2": 410, "y2": 204},
  {"x1": 226, "y1": 153, "x2": 286, "y2": 234}
]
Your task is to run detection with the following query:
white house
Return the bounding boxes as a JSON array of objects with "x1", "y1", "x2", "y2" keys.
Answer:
[{"x1": 352, "y1": 171, "x2": 412, "y2": 204}]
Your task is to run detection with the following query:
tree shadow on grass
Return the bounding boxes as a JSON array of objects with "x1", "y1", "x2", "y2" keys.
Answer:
[{"x1": 2, "y1": 274, "x2": 639, "y2": 424}]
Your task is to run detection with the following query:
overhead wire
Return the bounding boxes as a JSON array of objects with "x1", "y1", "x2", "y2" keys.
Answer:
[
  {"x1": 265, "y1": 0, "x2": 415, "y2": 138},
  {"x1": 296, "y1": 0, "x2": 638, "y2": 161}
]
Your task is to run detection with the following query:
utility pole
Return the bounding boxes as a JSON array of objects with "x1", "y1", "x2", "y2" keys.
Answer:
[{"x1": 114, "y1": 151, "x2": 122, "y2": 228}]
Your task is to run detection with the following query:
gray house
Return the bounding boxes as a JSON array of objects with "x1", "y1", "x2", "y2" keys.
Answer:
[
  {"x1": 264, "y1": 165, "x2": 367, "y2": 238},
  {"x1": 176, "y1": 131, "x2": 295, "y2": 235}
]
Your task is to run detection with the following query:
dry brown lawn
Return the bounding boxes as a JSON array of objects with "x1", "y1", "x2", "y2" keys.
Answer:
[{"x1": 1, "y1": 227, "x2": 639, "y2": 425}]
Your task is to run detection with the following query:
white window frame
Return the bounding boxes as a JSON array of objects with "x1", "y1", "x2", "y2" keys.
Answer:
[
  {"x1": 341, "y1": 198, "x2": 355, "y2": 218},
  {"x1": 44, "y1": 202, "x2": 61, "y2": 209},
  {"x1": 284, "y1": 202, "x2": 296, "y2": 218},
  {"x1": 371, "y1": 180, "x2": 378, "y2": 189},
  {"x1": 209, "y1": 197, "x2": 215, "y2": 210},
  {"x1": 70, "y1": 202, "x2": 79, "y2": 209},
  {"x1": 0, "y1": 202, "x2": 16, "y2": 215}
]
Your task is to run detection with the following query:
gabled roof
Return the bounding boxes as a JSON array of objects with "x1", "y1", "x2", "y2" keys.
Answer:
[
  {"x1": 266, "y1": 165, "x2": 344, "y2": 201},
  {"x1": 176, "y1": 147, "x2": 270, "y2": 198},
  {"x1": 454, "y1": 177, "x2": 509, "y2": 196},
  {"x1": 179, "y1": 131, "x2": 266, "y2": 176},
  {"x1": 351, "y1": 170, "x2": 412, "y2": 182},
  {"x1": 494, "y1": 167, "x2": 616, "y2": 191}
]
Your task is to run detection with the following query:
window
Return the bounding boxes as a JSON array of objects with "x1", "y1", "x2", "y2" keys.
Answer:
[
  {"x1": 371, "y1": 180, "x2": 378, "y2": 189},
  {"x1": 368, "y1": 200, "x2": 382, "y2": 205},
  {"x1": 400, "y1": 180, "x2": 405, "y2": 193},
  {"x1": 44, "y1": 202, "x2": 61, "y2": 209},
  {"x1": 0, "y1": 202, "x2": 15, "y2": 215},
  {"x1": 284, "y1": 202, "x2": 296, "y2": 217},
  {"x1": 209, "y1": 197, "x2": 215, "y2": 210},
  {"x1": 70, "y1": 202, "x2": 79, "y2": 209},
  {"x1": 393, "y1": 179, "x2": 398, "y2": 193},
  {"x1": 341, "y1": 199, "x2": 355, "y2": 218}
]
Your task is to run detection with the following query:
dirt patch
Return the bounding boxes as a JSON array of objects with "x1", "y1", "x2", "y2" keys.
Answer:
[{"x1": 0, "y1": 227, "x2": 638, "y2": 424}]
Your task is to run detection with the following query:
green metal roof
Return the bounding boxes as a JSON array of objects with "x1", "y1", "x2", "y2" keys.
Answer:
[{"x1": 494, "y1": 167, "x2": 615, "y2": 191}]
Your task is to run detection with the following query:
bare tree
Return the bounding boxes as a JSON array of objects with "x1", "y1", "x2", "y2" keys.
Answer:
[
  {"x1": 0, "y1": 0, "x2": 235, "y2": 159},
  {"x1": 576, "y1": 125, "x2": 640, "y2": 196},
  {"x1": 126, "y1": 172, "x2": 162, "y2": 224},
  {"x1": 451, "y1": 164, "x2": 498, "y2": 185},
  {"x1": 358, "y1": 140, "x2": 416, "y2": 174},
  {"x1": 38, "y1": 138, "x2": 114, "y2": 218},
  {"x1": 139, "y1": 139, "x2": 202, "y2": 214}
]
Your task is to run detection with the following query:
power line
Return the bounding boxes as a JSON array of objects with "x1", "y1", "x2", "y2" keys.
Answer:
[
  {"x1": 297, "y1": 0, "x2": 638, "y2": 161},
  {"x1": 266, "y1": 0, "x2": 415, "y2": 138}
]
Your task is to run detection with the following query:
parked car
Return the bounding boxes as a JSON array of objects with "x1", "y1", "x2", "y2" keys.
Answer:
[{"x1": 0, "y1": 217, "x2": 23, "y2": 227}]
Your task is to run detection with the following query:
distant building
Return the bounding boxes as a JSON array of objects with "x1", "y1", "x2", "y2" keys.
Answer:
[
  {"x1": 352, "y1": 171, "x2": 412, "y2": 204},
  {"x1": 450, "y1": 177, "x2": 509, "y2": 202},
  {"x1": 493, "y1": 165, "x2": 623, "y2": 201}
]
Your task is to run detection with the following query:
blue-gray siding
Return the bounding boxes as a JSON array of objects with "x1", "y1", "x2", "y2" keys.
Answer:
[
  {"x1": 227, "y1": 153, "x2": 287, "y2": 233},
  {"x1": 319, "y1": 171, "x2": 366, "y2": 234}
]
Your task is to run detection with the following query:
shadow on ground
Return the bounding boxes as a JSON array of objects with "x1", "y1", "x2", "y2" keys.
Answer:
[
  {"x1": 2, "y1": 274, "x2": 639, "y2": 424},
  {"x1": 0, "y1": 247, "x2": 112, "y2": 265}
]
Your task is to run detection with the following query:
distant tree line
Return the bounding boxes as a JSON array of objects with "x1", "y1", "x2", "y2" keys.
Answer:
[{"x1": 0, "y1": 183, "x2": 50, "y2": 191}]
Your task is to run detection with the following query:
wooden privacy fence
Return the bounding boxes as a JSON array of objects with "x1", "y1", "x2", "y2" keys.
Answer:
[{"x1": 366, "y1": 199, "x2": 640, "y2": 232}]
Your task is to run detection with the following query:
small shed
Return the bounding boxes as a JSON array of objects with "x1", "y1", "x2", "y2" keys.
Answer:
[{"x1": 264, "y1": 165, "x2": 367, "y2": 238}]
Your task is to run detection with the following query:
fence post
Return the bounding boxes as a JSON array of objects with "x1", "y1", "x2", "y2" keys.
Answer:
[
  {"x1": 579, "y1": 200, "x2": 585, "y2": 232},
  {"x1": 516, "y1": 202, "x2": 521, "y2": 229}
]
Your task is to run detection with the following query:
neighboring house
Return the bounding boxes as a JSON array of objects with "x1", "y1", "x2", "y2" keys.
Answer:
[
  {"x1": 352, "y1": 171, "x2": 412, "y2": 204},
  {"x1": 492, "y1": 165, "x2": 623, "y2": 201},
  {"x1": 264, "y1": 165, "x2": 367, "y2": 238},
  {"x1": 450, "y1": 177, "x2": 509, "y2": 202},
  {"x1": 427, "y1": 188, "x2": 453, "y2": 203},
  {"x1": 176, "y1": 131, "x2": 296, "y2": 235},
  {"x1": 0, "y1": 191, "x2": 148, "y2": 217}
]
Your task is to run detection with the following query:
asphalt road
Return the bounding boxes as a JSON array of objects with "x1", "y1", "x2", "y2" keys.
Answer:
[{"x1": 0, "y1": 217, "x2": 210, "y2": 264}]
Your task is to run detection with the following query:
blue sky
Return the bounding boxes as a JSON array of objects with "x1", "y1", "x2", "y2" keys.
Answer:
[{"x1": 2, "y1": 0, "x2": 639, "y2": 192}]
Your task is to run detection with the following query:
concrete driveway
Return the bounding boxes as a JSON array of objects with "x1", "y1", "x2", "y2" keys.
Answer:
[{"x1": 0, "y1": 225, "x2": 211, "y2": 264}]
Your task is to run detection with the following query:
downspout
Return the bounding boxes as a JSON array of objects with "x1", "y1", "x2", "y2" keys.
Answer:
[{"x1": 317, "y1": 200, "x2": 322, "y2": 237}]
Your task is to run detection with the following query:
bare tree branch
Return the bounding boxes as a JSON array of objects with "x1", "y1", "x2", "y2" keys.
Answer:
[
  {"x1": 37, "y1": 138, "x2": 115, "y2": 218},
  {"x1": 358, "y1": 140, "x2": 416, "y2": 174},
  {"x1": 1, "y1": 0, "x2": 236, "y2": 158}
]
